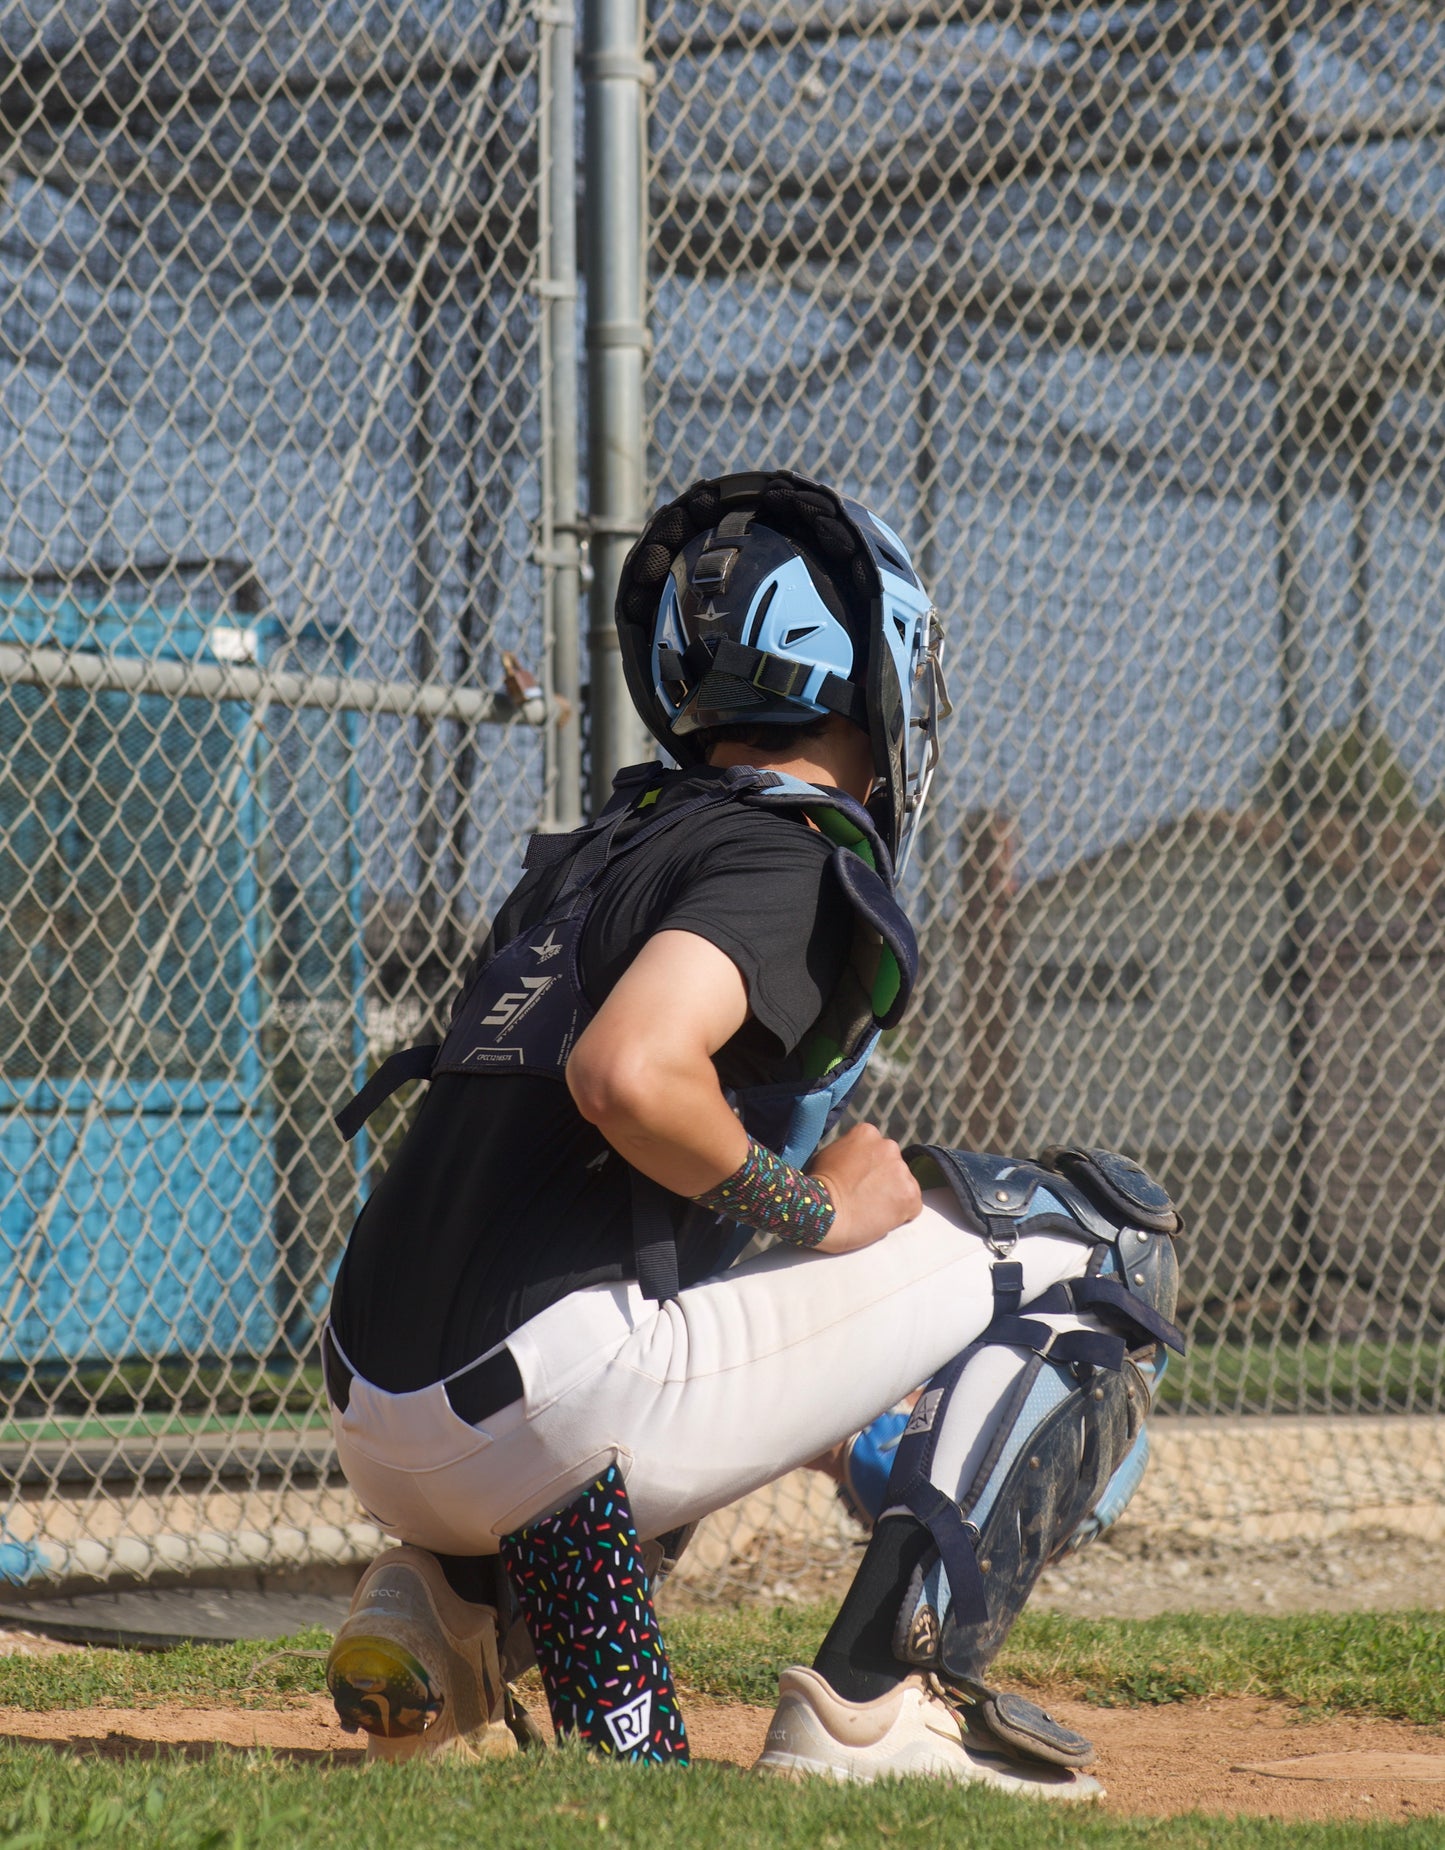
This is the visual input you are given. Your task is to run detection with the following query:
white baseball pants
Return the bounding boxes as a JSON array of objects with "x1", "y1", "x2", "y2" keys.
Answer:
[{"x1": 330, "y1": 1189, "x2": 1101, "y2": 1554}]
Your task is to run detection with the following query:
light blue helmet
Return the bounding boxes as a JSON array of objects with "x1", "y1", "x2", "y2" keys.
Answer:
[{"x1": 616, "y1": 469, "x2": 948, "y2": 867}]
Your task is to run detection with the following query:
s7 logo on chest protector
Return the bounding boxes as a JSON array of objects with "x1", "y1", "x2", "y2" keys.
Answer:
[{"x1": 481, "y1": 974, "x2": 554, "y2": 1032}]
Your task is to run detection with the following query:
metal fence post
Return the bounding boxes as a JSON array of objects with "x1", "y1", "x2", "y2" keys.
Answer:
[
  {"x1": 1266, "y1": 0, "x2": 1321, "y2": 1338},
  {"x1": 541, "y1": 0, "x2": 584, "y2": 832},
  {"x1": 582, "y1": 0, "x2": 649, "y2": 809}
]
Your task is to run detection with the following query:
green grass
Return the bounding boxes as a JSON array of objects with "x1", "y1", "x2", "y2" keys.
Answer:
[
  {"x1": 0, "y1": 1743, "x2": 1440, "y2": 1850},
  {"x1": 0, "y1": 1362, "x2": 325, "y2": 1428},
  {"x1": 666, "y1": 1604, "x2": 1445, "y2": 1726},
  {"x1": 0, "y1": 1611, "x2": 1442, "y2": 1847},
  {"x1": 0, "y1": 1411, "x2": 327, "y2": 1446},
  {"x1": 669, "y1": 1605, "x2": 1443, "y2": 1731},
  {"x1": 2, "y1": 1608, "x2": 1443, "y2": 1729},
  {"x1": 996, "y1": 1610, "x2": 1445, "y2": 1725},
  {"x1": 1156, "y1": 1337, "x2": 1445, "y2": 1415},
  {"x1": 0, "y1": 1632, "x2": 336, "y2": 1714}
]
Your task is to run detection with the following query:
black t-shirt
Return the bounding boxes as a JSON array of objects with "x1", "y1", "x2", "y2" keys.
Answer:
[{"x1": 330, "y1": 771, "x2": 854, "y2": 1391}]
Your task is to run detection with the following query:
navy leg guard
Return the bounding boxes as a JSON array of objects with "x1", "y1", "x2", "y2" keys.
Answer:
[
  {"x1": 867, "y1": 1142, "x2": 1186, "y2": 1768},
  {"x1": 892, "y1": 1347, "x2": 1151, "y2": 1682},
  {"x1": 500, "y1": 1466, "x2": 689, "y2": 1764}
]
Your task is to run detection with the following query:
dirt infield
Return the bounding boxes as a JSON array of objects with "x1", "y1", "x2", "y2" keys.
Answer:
[{"x1": 1, "y1": 1690, "x2": 1441, "y2": 1826}]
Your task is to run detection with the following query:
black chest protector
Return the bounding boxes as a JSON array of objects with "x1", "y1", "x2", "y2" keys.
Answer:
[{"x1": 337, "y1": 763, "x2": 917, "y2": 1302}]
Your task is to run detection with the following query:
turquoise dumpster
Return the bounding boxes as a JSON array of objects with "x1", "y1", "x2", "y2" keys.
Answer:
[{"x1": 0, "y1": 584, "x2": 278, "y2": 1366}]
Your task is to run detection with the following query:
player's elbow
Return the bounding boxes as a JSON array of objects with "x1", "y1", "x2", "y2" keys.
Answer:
[{"x1": 565, "y1": 1035, "x2": 659, "y2": 1134}]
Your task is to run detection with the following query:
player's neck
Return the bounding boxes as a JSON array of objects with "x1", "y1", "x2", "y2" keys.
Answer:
[{"x1": 706, "y1": 718, "x2": 874, "y2": 805}]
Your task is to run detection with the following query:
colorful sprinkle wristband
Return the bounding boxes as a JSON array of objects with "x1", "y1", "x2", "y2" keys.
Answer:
[{"x1": 693, "y1": 1137, "x2": 836, "y2": 1248}]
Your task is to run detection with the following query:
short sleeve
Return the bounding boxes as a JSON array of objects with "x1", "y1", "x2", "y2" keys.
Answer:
[{"x1": 655, "y1": 813, "x2": 852, "y2": 1056}]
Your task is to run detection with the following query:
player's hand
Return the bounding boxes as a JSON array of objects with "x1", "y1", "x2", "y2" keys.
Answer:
[{"x1": 807, "y1": 1122, "x2": 922, "y2": 1253}]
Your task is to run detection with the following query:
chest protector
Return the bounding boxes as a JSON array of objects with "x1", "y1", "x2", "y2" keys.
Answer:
[{"x1": 337, "y1": 763, "x2": 917, "y2": 1302}]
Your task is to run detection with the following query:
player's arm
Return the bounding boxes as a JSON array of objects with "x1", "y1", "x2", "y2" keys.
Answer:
[{"x1": 565, "y1": 927, "x2": 920, "y2": 1253}]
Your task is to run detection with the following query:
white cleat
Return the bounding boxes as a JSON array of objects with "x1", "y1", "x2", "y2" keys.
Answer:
[
  {"x1": 326, "y1": 1546, "x2": 521, "y2": 1763},
  {"x1": 754, "y1": 1667, "x2": 1104, "y2": 1800}
]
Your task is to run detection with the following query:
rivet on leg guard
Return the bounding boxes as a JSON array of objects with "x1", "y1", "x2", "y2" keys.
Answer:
[{"x1": 500, "y1": 1464, "x2": 689, "y2": 1764}]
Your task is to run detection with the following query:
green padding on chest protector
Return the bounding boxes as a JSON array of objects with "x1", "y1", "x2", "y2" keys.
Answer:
[
  {"x1": 799, "y1": 1030, "x2": 844, "y2": 1083},
  {"x1": 871, "y1": 945, "x2": 902, "y2": 1019},
  {"x1": 807, "y1": 803, "x2": 900, "y2": 1017},
  {"x1": 810, "y1": 803, "x2": 877, "y2": 868}
]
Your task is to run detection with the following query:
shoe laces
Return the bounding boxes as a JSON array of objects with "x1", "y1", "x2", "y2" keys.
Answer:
[{"x1": 922, "y1": 1673, "x2": 976, "y2": 1743}]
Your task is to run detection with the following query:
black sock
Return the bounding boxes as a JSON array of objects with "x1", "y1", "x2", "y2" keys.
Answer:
[
  {"x1": 435, "y1": 1553, "x2": 500, "y2": 1608},
  {"x1": 812, "y1": 1514, "x2": 934, "y2": 1704}
]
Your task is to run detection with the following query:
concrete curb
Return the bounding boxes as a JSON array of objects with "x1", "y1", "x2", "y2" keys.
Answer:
[
  {"x1": 673, "y1": 1414, "x2": 1445, "y2": 1588},
  {"x1": 5, "y1": 1416, "x2": 1442, "y2": 1594}
]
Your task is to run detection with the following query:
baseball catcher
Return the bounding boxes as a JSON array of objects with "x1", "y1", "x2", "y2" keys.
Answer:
[{"x1": 321, "y1": 468, "x2": 1183, "y2": 1796}]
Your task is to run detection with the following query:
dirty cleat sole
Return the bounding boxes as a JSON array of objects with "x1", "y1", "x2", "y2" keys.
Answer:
[
  {"x1": 327, "y1": 1636, "x2": 441, "y2": 1740},
  {"x1": 326, "y1": 1545, "x2": 516, "y2": 1761}
]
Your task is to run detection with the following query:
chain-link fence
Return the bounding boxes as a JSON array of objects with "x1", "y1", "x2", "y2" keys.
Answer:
[
  {"x1": 3, "y1": 1, "x2": 1444, "y2": 1597},
  {"x1": 646, "y1": 0, "x2": 1445, "y2": 1585},
  {"x1": 0, "y1": 0, "x2": 564, "y2": 1584},
  {"x1": 647, "y1": 0, "x2": 1445, "y2": 1397}
]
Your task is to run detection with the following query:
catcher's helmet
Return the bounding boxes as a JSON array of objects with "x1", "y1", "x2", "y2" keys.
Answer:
[{"x1": 615, "y1": 469, "x2": 948, "y2": 867}]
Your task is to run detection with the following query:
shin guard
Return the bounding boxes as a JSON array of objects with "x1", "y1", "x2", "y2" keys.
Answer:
[
  {"x1": 871, "y1": 1142, "x2": 1185, "y2": 1769},
  {"x1": 500, "y1": 1465, "x2": 689, "y2": 1764}
]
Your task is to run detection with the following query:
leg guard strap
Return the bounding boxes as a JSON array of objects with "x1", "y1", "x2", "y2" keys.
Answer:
[
  {"x1": 894, "y1": 1476, "x2": 988, "y2": 1629},
  {"x1": 883, "y1": 1348, "x2": 986, "y2": 1624},
  {"x1": 1071, "y1": 1274, "x2": 1185, "y2": 1354}
]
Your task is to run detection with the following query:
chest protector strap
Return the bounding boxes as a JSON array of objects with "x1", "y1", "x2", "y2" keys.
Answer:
[
  {"x1": 631, "y1": 1171, "x2": 682, "y2": 1306},
  {"x1": 336, "y1": 1042, "x2": 440, "y2": 1143}
]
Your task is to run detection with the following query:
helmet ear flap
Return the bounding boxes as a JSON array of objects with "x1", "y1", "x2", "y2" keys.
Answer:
[{"x1": 617, "y1": 478, "x2": 735, "y2": 764}]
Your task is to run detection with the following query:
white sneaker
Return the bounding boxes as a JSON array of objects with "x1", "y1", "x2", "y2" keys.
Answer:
[
  {"x1": 754, "y1": 1667, "x2": 1104, "y2": 1799},
  {"x1": 326, "y1": 1546, "x2": 518, "y2": 1763}
]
